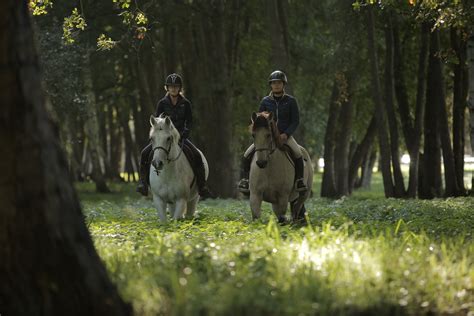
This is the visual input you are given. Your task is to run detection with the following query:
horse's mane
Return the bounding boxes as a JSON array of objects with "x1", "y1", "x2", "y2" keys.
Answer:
[{"x1": 250, "y1": 112, "x2": 283, "y2": 148}]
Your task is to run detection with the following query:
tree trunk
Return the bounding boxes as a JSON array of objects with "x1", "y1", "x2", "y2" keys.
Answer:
[
  {"x1": 357, "y1": 149, "x2": 377, "y2": 189},
  {"x1": 385, "y1": 16, "x2": 405, "y2": 197},
  {"x1": 82, "y1": 51, "x2": 110, "y2": 193},
  {"x1": 408, "y1": 24, "x2": 429, "y2": 198},
  {"x1": 451, "y1": 27, "x2": 468, "y2": 194},
  {"x1": 0, "y1": 1, "x2": 131, "y2": 315},
  {"x1": 468, "y1": 34, "x2": 474, "y2": 193},
  {"x1": 393, "y1": 16, "x2": 415, "y2": 152},
  {"x1": 430, "y1": 31, "x2": 460, "y2": 197},
  {"x1": 421, "y1": 30, "x2": 444, "y2": 199},
  {"x1": 267, "y1": 0, "x2": 290, "y2": 73},
  {"x1": 321, "y1": 78, "x2": 341, "y2": 198},
  {"x1": 181, "y1": 1, "x2": 237, "y2": 197},
  {"x1": 366, "y1": 6, "x2": 394, "y2": 197},
  {"x1": 334, "y1": 75, "x2": 355, "y2": 197},
  {"x1": 348, "y1": 116, "x2": 377, "y2": 192}
]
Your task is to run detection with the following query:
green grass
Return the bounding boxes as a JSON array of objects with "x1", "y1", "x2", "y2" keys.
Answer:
[{"x1": 78, "y1": 174, "x2": 474, "y2": 316}]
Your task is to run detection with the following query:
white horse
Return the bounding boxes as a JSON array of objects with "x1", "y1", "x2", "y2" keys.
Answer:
[{"x1": 148, "y1": 115, "x2": 209, "y2": 222}]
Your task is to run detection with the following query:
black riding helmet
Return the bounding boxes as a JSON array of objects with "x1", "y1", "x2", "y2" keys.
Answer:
[
  {"x1": 268, "y1": 70, "x2": 287, "y2": 85},
  {"x1": 165, "y1": 73, "x2": 183, "y2": 86}
]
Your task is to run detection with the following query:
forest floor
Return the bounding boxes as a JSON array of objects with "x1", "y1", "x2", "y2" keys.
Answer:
[{"x1": 78, "y1": 174, "x2": 474, "y2": 316}]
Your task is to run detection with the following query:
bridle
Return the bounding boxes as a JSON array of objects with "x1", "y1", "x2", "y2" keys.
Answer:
[
  {"x1": 152, "y1": 137, "x2": 184, "y2": 163},
  {"x1": 254, "y1": 121, "x2": 277, "y2": 156}
]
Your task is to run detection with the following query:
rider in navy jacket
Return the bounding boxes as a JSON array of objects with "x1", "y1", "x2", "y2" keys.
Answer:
[
  {"x1": 238, "y1": 70, "x2": 308, "y2": 194},
  {"x1": 258, "y1": 94, "x2": 299, "y2": 137}
]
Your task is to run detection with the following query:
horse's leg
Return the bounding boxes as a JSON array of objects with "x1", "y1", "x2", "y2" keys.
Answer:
[
  {"x1": 172, "y1": 198, "x2": 187, "y2": 220},
  {"x1": 272, "y1": 198, "x2": 288, "y2": 224},
  {"x1": 153, "y1": 195, "x2": 167, "y2": 223},
  {"x1": 249, "y1": 193, "x2": 263, "y2": 220},
  {"x1": 186, "y1": 196, "x2": 199, "y2": 219},
  {"x1": 290, "y1": 197, "x2": 305, "y2": 222}
]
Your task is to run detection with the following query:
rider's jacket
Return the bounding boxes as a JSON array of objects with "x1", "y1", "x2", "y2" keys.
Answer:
[
  {"x1": 155, "y1": 94, "x2": 192, "y2": 139},
  {"x1": 258, "y1": 93, "x2": 300, "y2": 137}
]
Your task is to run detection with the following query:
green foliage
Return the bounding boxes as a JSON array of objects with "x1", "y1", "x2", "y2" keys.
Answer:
[
  {"x1": 97, "y1": 34, "x2": 117, "y2": 51},
  {"x1": 353, "y1": 0, "x2": 474, "y2": 29},
  {"x1": 28, "y1": 0, "x2": 53, "y2": 15},
  {"x1": 62, "y1": 8, "x2": 87, "y2": 45},
  {"x1": 113, "y1": 0, "x2": 131, "y2": 10},
  {"x1": 79, "y1": 180, "x2": 474, "y2": 315},
  {"x1": 29, "y1": 0, "x2": 53, "y2": 16}
]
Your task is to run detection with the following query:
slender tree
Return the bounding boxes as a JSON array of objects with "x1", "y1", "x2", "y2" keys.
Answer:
[{"x1": 366, "y1": 5, "x2": 395, "y2": 197}]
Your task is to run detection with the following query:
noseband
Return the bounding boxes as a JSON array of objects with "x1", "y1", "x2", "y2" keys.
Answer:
[{"x1": 152, "y1": 138, "x2": 184, "y2": 163}]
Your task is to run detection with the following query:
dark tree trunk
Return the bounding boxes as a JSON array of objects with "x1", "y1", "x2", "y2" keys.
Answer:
[
  {"x1": 180, "y1": 0, "x2": 238, "y2": 197},
  {"x1": 108, "y1": 103, "x2": 122, "y2": 180},
  {"x1": 357, "y1": 149, "x2": 377, "y2": 189},
  {"x1": 0, "y1": 1, "x2": 131, "y2": 315},
  {"x1": 129, "y1": 58, "x2": 150, "y2": 152},
  {"x1": 82, "y1": 52, "x2": 110, "y2": 193},
  {"x1": 451, "y1": 27, "x2": 468, "y2": 195},
  {"x1": 334, "y1": 75, "x2": 355, "y2": 197},
  {"x1": 366, "y1": 6, "x2": 394, "y2": 197},
  {"x1": 267, "y1": 0, "x2": 290, "y2": 73},
  {"x1": 384, "y1": 16, "x2": 405, "y2": 197},
  {"x1": 393, "y1": 17, "x2": 414, "y2": 152},
  {"x1": 468, "y1": 34, "x2": 474, "y2": 193},
  {"x1": 118, "y1": 103, "x2": 138, "y2": 181},
  {"x1": 430, "y1": 31, "x2": 460, "y2": 197},
  {"x1": 421, "y1": 30, "x2": 444, "y2": 199},
  {"x1": 348, "y1": 116, "x2": 377, "y2": 192},
  {"x1": 408, "y1": 24, "x2": 429, "y2": 198},
  {"x1": 321, "y1": 79, "x2": 341, "y2": 198}
]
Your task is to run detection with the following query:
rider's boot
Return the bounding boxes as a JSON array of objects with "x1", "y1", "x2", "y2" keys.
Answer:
[
  {"x1": 184, "y1": 139, "x2": 215, "y2": 200},
  {"x1": 294, "y1": 157, "x2": 308, "y2": 193},
  {"x1": 136, "y1": 144, "x2": 152, "y2": 196},
  {"x1": 237, "y1": 155, "x2": 252, "y2": 195},
  {"x1": 195, "y1": 161, "x2": 214, "y2": 200},
  {"x1": 136, "y1": 163, "x2": 149, "y2": 196}
]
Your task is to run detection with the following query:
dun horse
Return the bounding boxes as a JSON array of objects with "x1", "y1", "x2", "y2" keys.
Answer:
[
  {"x1": 148, "y1": 115, "x2": 209, "y2": 222},
  {"x1": 249, "y1": 112, "x2": 313, "y2": 223}
]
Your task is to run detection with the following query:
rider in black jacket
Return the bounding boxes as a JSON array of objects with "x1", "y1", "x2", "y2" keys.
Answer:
[{"x1": 136, "y1": 73, "x2": 213, "y2": 199}]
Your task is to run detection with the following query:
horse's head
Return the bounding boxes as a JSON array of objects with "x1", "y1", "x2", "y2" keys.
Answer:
[
  {"x1": 251, "y1": 111, "x2": 278, "y2": 169},
  {"x1": 149, "y1": 114, "x2": 181, "y2": 172}
]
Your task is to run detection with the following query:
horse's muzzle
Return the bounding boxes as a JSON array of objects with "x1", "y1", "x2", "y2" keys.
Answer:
[
  {"x1": 256, "y1": 160, "x2": 268, "y2": 168},
  {"x1": 152, "y1": 160, "x2": 164, "y2": 172}
]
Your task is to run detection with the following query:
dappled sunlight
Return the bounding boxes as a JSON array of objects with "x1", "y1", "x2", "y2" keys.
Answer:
[{"x1": 77, "y1": 183, "x2": 474, "y2": 315}]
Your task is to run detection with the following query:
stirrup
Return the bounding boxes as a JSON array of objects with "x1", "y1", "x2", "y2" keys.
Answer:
[
  {"x1": 136, "y1": 181, "x2": 148, "y2": 196},
  {"x1": 295, "y1": 178, "x2": 307, "y2": 192},
  {"x1": 238, "y1": 179, "x2": 250, "y2": 193},
  {"x1": 199, "y1": 186, "x2": 214, "y2": 200}
]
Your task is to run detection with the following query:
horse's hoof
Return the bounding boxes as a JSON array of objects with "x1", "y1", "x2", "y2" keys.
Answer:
[{"x1": 277, "y1": 216, "x2": 287, "y2": 225}]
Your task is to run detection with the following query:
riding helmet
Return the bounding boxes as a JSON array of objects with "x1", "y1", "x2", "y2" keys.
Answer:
[
  {"x1": 268, "y1": 70, "x2": 287, "y2": 84},
  {"x1": 165, "y1": 73, "x2": 183, "y2": 86}
]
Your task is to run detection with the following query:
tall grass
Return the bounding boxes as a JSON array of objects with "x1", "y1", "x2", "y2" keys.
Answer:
[{"x1": 78, "y1": 176, "x2": 474, "y2": 316}]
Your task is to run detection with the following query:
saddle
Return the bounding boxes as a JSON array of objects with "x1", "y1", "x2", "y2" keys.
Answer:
[{"x1": 280, "y1": 144, "x2": 296, "y2": 166}]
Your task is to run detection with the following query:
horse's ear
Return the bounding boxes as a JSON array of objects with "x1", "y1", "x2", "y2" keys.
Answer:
[
  {"x1": 165, "y1": 116, "x2": 171, "y2": 126},
  {"x1": 251, "y1": 112, "x2": 257, "y2": 123},
  {"x1": 267, "y1": 111, "x2": 273, "y2": 121},
  {"x1": 150, "y1": 115, "x2": 157, "y2": 127}
]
